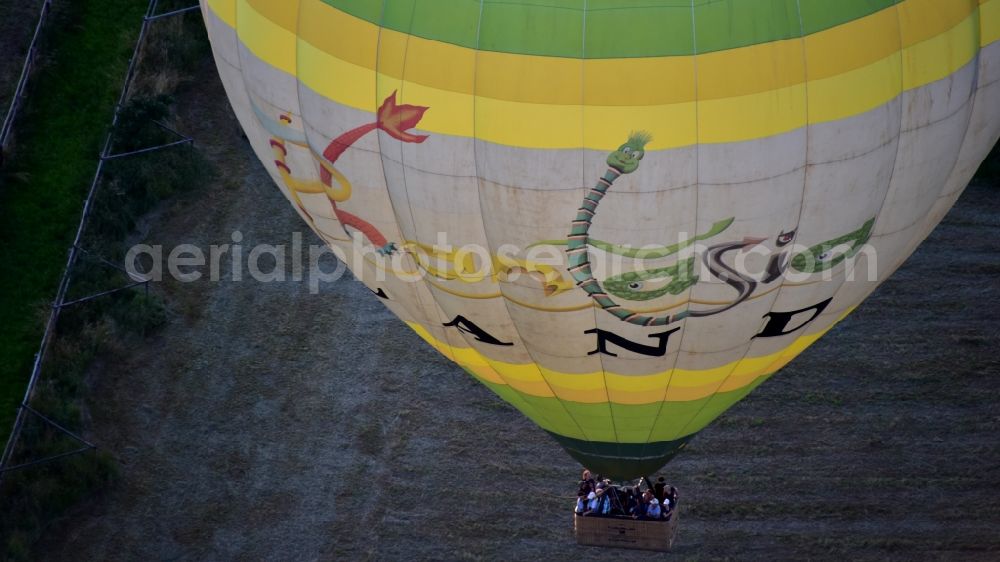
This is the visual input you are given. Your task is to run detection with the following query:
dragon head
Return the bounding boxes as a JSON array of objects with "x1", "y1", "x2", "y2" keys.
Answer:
[{"x1": 607, "y1": 131, "x2": 651, "y2": 174}]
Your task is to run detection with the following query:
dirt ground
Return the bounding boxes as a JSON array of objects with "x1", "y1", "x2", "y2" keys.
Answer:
[{"x1": 36, "y1": 58, "x2": 1000, "y2": 560}]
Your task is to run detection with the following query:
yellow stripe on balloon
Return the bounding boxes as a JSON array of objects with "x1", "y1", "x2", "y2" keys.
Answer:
[
  {"x1": 212, "y1": 0, "x2": 994, "y2": 150},
  {"x1": 711, "y1": 310, "x2": 848, "y2": 398},
  {"x1": 898, "y1": 0, "x2": 976, "y2": 47},
  {"x1": 403, "y1": 309, "x2": 849, "y2": 406},
  {"x1": 807, "y1": 52, "x2": 903, "y2": 125},
  {"x1": 233, "y1": 0, "x2": 296, "y2": 73},
  {"x1": 697, "y1": 84, "x2": 808, "y2": 145},
  {"x1": 463, "y1": 363, "x2": 505, "y2": 386},
  {"x1": 903, "y1": 11, "x2": 980, "y2": 90},
  {"x1": 495, "y1": 365, "x2": 562, "y2": 399},
  {"x1": 803, "y1": 6, "x2": 899, "y2": 82},
  {"x1": 984, "y1": 0, "x2": 1000, "y2": 45},
  {"x1": 224, "y1": 0, "x2": 991, "y2": 105},
  {"x1": 297, "y1": 40, "x2": 376, "y2": 112},
  {"x1": 249, "y1": 0, "x2": 995, "y2": 103},
  {"x1": 409, "y1": 326, "x2": 573, "y2": 435},
  {"x1": 544, "y1": 370, "x2": 609, "y2": 404},
  {"x1": 408, "y1": 322, "x2": 556, "y2": 397},
  {"x1": 207, "y1": 0, "x2": 234, "y2": 25}
]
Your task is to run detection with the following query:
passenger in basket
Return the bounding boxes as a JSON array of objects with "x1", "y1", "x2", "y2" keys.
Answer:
[
  {"x1": 598, "y1": 488, "x2": 612, "y2": 516},
  {"x1": 625, "y1": 486, "x2": 643, "y2": 517},
  {"x1": 654, "y1": 477, "x2": 666, "y2": 502},
  {"x1": 646, "y1": 496, "x2": 662, "y2": 520},
  {"x1": 633, "y1": 490, "x2": 652, "y2": 519},
  {"x1": 584, "y1": 491, "x2": 598, "y2": 514},
  {"x1": 575, "y1": 491, "x2": 587, "y2": 515},
  {"x1": 585, "y1": 488, "x2": 611, "y2": 516},
  {"x1": 578, "y1": 469, "x2": 596, "y2": 497},
  {"x1": 665, "y1": 485, "x2": 678, "y2": 509}
]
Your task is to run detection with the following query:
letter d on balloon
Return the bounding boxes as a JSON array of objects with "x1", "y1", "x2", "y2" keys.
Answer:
[{"x1": 755, "y1": 298, "x2": 832, "y2": 338}]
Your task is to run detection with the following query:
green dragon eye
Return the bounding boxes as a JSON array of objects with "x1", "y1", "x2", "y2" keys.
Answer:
[{"x1": 628, "y1": 282, "x2": 642, "y2": 290}]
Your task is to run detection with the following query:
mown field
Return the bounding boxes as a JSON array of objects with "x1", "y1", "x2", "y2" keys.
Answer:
[{"x1": 31, "y1": 47, "x2": 1000, "y2": 559}]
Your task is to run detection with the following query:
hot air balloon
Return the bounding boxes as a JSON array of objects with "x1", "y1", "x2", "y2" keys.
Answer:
[{"x1": 199, "y1": 0, "x2": 1000, "y2": 480}]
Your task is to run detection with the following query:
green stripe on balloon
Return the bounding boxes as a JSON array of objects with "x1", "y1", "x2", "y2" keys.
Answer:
[
  {"x1": 324, "y1": 0, "x2": 900, "y2": 59},
  {"x1": 467, "y1": 369, "x2": 779, "y2": 445},
  {"x1": 547, "y1": 431, "x2": 695, "y2": 480}
]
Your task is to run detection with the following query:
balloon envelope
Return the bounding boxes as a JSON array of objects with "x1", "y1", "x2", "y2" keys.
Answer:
[{"x1": 200, "y1": 0, "x2": 1000, "y2": 478}]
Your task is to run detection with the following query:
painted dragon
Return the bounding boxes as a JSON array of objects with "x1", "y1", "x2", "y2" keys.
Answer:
[
  {"x1": 565, "y1": 133, "x2": 878, "y2": 326},
  {"x1": 267, "y1": 91, "x2": 428, "y2": 256},
  {"x1": 566, "y1": 133, "x2": 765, "y2": 326}
]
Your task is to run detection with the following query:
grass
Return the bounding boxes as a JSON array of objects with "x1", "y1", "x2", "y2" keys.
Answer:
[
  {"x1": 0, "y1": 0, "x2": 148, "y2": 446},
  {"x1": 0, "y1": 2, "x2": 212, "y2": 557},
  {"x1": 0, "y1": 0, "x2": 46, "y2": 110}
]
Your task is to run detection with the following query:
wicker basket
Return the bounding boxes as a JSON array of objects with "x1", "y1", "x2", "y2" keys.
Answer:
[{"x1": 573, "y1": 510, "x2": 679, "y2": 552}]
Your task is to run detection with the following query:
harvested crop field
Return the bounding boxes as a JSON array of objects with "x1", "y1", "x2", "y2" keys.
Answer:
[{"x1": 37, "y1": 58, "x2": 1000, "y2": 560}]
